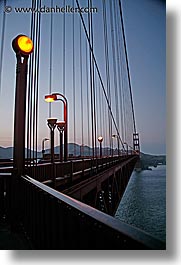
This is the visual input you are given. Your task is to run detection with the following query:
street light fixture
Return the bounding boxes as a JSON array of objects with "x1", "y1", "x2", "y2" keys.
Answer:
[
  {"x1": 45, "y1": 94, "x2": 57, "y2": 103},
  {"x1": 45, "y1": 93, "x2": 68, "y2": 161},
  {"x1": 124, "y1": 142, "x2": 128, "y2": 156},
  {"x1": 112, "y1": 134, "x2": 120, "y2": 157},
  {"x1": 42, "y1": 138, "x2": 49, "y2": 159},
  {"x1": 47, "y1": 118, "x2": 57, "y2": 164},
  {"x1": 12, "y1": 34, "x2": 33, "y2": 176},
  {"x1": 98, "y1": 136, "x2": 103, "y2": 158},
  {"x1": 56, "y1": 121, "x2": 65, "y2": 162},
  {"x1": 12, "y1": 35, "x2": 33, "y2": 56},
  {"x1": 126, "y1": 144, "x2": 137, "y2": 155}
]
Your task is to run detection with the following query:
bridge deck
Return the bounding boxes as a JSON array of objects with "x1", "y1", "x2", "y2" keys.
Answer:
[
  {"x1": 0, "y1": 156, "x2": 165, "y2": 249},
  {"x1": 18, "y1": 175, "x2": 165, "y2": 249}
]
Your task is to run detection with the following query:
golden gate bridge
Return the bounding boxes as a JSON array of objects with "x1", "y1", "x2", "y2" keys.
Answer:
[{"x1": 0, "y1": 0, "x2": 165, "y2": 249}]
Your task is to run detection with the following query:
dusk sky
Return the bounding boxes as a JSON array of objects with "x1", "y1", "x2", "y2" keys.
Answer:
[
  {"x1": 122, "y1": 0, "x2": 166, "y2": 154},
  {"x1": 0, "y1": 0, "x2": 166, "y2": 155}
]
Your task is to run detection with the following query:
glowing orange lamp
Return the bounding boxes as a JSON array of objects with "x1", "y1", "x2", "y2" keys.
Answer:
[
  {"x1": 12, "y1": 35, "x2": 33, "y2": 56},
  {"x1": 44, "y1": 94, "x2": 57, "y2": 103}
]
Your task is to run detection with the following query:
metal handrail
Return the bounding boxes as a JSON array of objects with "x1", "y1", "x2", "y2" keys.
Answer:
[
  {"x1": 21, "y1": 175, "x2": 165, "y2": 250},
  {"x1": 26, "y1": 155, "x2": 137, "y2": 182}
]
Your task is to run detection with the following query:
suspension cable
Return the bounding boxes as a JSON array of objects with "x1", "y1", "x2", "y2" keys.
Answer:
[
  {"x1": 90, "y1": 0, "x2": 97, "y2": 157},
  {"x1": 118, "y1": 0, "x2": 137, "y2": 133},
  {"x1": 110, "y1": 0, "x2": 120, "y2": 133},
  {"x1": 72, "y1": 0, "x2": 76, "y2": 156},
  {"x1": 32, "y1": 0, "x2": 41, "y2": 164},
  {"x1": 35, "y1": 0, "x2": 41, "y2": 162},
  {"x1": 63, "y1": 0, "x2": 66, "y2": 95},
  {"x1": 88, "y1": 0, "x2": 95, "y2": 157},
  {"x1": 0, "y1": 0, "x2": 6, "y2": 94},
  {"x1": 85, "y1": 37, "x2": 91, "y2": 156},
  {"x1": 27, "y1": 0, "x2": 36, "y2": 164},
  {"x1": 76, "y1": 0, "x2": 125, "y2": 150},
  {"x1": 114, "y1": 1, "x2": 124, "y2": 140},
  {"x1": 102, "y1": 0, "x2": 113, "y2": 155},
  {"x1": 49, "y1": 0, "x2": 53, "y2": 118},
  {"x1": 79, "y1": 18, "x2": 84, "y2": 155}
]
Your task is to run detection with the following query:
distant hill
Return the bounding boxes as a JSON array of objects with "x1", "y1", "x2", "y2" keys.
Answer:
[
  {"x1": 0, "y1": 146, "x2": 42, "y2": 159},
  {"x1": 140, "y1": 152, "x2": 166, "y2": 169},
  {"x1": 50, "y1": 143, "x2": 111, "y2": 157},
  {"x1": 0, "y1": 143, "x2": 113, "y2": 159},
  {"x1": 0, "y1": 145, "x2": 166, "y2": 166},
  {"x1": 0, "y1": 146, "x2": 13, "y2": 159}
]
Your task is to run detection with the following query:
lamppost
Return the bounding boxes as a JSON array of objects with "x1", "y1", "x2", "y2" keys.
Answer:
[
  {"x1": 80, "y1": 144, "x2": 84, "y2": 158},
  {"x1": 127, "y1": 144, "x2": 134, "y2": 155},
  {"x1": 112, "y1": 134, "x2": 120, "y2": 156},
  {"x1": 12, "y1": 35, "x2": 33, "y2": 175},
  {"x1": 45, "y1": 93, "x2": 68, "y2": 161},
  {"x1": 47, "y1": 118, "x2": 57, "y2": 163},
  {"x1": 42, "y1": 138, "x2": 49, "y2": 159},
  {"x1": 98, "y1": 136, "x2": 103, "y2": 158},
  {"x1": 56, "y1": 121, "x2": 65, "y2": 162},
  {"x1": 124, "y1": 142, "x2": 128, "y2": 156},
  {"x1": 12, "y1": 35, "x2": 33, "y2": 229}
]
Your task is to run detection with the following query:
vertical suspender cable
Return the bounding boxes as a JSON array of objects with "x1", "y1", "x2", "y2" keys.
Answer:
[
  {"x1": 90, "y1": 0, "x2": 97, "y2": 157},
  {"x1": 27, "y1": 0, "x2": 36, "y2": 165},
  {"x1": 98, "y1": 79, "x2": 103, "y2": 138},
  {"x1": 95, "y1": 75, "x2": 99, "y2": 137},
  {"x1": 32, "y1": 0, "x2": 41, "y2": 164},
  {"x1": 27, "y1": 0, "x2": 41, "y2": 165},
  {"x1": 49, "y1": 0, "x2": 53, "y2": 118},
  {"x1": 72, "y1": 0, "x2": 76, "y2": 156},
  {"x1": 88, "y1": 0, "x2": 95, "y2": 157},
  {"x1": 35, "y1": 0, "x2": 41, "y2": 162},
  {"x1": 116, "y1": 0, "x2": 126, "y2": 142},
  {"x1": 32, "y1": 1, "x2": 38, "y2": 164},
  {"x1": 86, "y1": 38, "x2": 91, "y2": 156},
  {"x1": 63, "y1": 0, "x2": 66, "y2": 95},
  {"x1": 114, "y1": 1, "x2": 124, "y2": 139},
  {"x1": 118, "y1": 0, "x2": 137, "y2": 133},
  {"x1": 121, "y1": 62, "x2": 126, "y2": 142},
  {"x1": 0, "y1": 0, "x2": 6, "y2": 94},
  {"x1": 110, "y1": 0, "x2": 120, "y2": 134},
  {"x1": 99, "y1": 81, "x2": 104, "y2": 149},
  {"x1": 79, "y1": 19, "x2": 84, "y2": 155},
  {"x1": 102, "y1": 0, "x2": 113, "y2": 154},
  {"x1": 76, "y1": 0, "x2": 125, "y2": 151}
]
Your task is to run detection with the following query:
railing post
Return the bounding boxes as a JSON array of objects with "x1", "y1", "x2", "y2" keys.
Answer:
[
  {"x1": 96, "y1": 158, "x2": 98, "y2": 174},
  {"x1": 90, "y1": 158, "x2": 93, "y2": 176},
  {"x1": 70, "y1": 161, "x2": 73, "y2": 183},
  {"x1": 82, "y1": 159, "x2": 84, "y2": 178},
  {"x1": 0, "y1": 175, "x2": 4, "y2": 220}
]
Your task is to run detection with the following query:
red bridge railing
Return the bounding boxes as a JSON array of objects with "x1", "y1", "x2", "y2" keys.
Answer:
[
  {"x1": 18, "y1": 175, "x2": 165, "y2": 250},
  {"x1": 26, "y1": 155, "x2": 136, "y2": 184}
]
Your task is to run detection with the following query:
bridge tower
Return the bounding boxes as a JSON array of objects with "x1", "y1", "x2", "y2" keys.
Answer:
[
  {"x1": 133, "y1": 133, "x2": 140, "y2": 154},
  {"x1": 133, "y1": 133, "x2": 141, "y2": 171}
]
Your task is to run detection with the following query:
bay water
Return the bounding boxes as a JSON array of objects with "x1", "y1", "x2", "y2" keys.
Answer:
[{"x1": 115, "y1": 165, "x2": 166, "y2": 242}]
